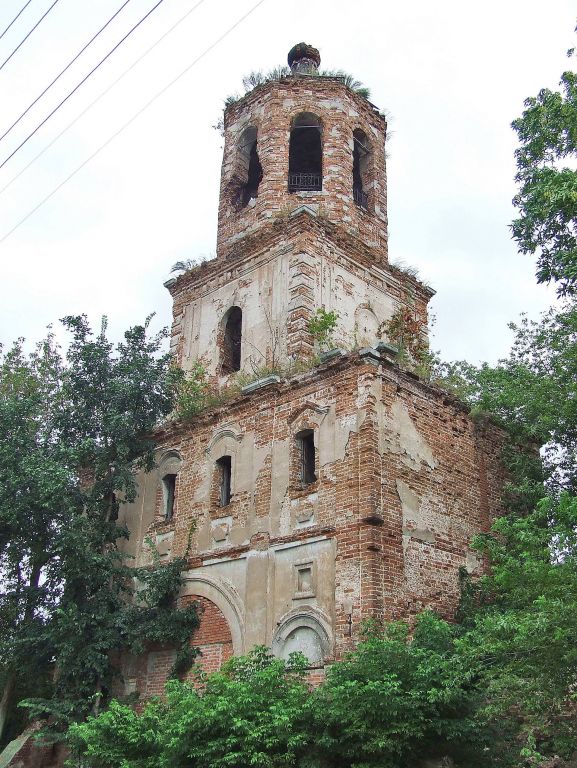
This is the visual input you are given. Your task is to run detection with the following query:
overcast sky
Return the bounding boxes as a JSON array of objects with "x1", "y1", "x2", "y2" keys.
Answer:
[{"x1": 0, "y1": 0, "x2": 574, "y2": 364}]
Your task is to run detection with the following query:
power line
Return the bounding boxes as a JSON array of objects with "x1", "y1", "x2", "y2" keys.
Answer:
[
  {"x1": 0, "y1": 0, "x2": 166, "y2": 171},
  {"x1": 0, "y1": 0, "x2": 268, "y2": 244},
  {"x1": 0, "y1": 0, "x2": 207, "y2": 199},
  {"x1": 0, "y1": 0, "x2": 61, "y2": 73},
  {"x1": 0, "y1": 0, "x2": 34, "y2": 43},
  {"x1": 0, "y1": 0, "x2": 134, "y2": 145}
]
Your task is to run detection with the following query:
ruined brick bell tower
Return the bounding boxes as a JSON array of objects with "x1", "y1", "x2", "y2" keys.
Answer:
[{"x1": 119, "y1": 43, "x2": 506, "y2": 691}]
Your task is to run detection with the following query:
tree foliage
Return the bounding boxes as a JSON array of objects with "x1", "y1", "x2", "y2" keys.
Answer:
[
  {"x1": 69, "y1": 647, "x2": 310, "y2": 768},
  {"x1": 69, "y1": 620, "x2": 494, "y2": 768},
  {"x1": 305, "y1": 614, "x2": 486, "y2": 768},
  {"x1": 430, "y1": 291, "x2": 577, "y2": 763},
  {"x1": 512, "y1": 63, "x2": 577, "y2": 295},
  {"x1": 458, "y1": 493, "x2": 577, "y2": 763},
  {"x1": 0, "y1": 317, "x2": 199, "y2": 743}
]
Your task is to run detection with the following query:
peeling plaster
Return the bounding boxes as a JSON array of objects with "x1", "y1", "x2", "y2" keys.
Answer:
[
  {"x1": 333, "y1": 410, "x2": 366, "y2": 463},
  {"x1": 465, "y1": 550, "x2": 482, "y2": 574},
  {"x1": 396, "y1": 479, "x2": 436, "y2": 552},
  {"x1": 382, "y1": 398, "x2": 436, "y2": 470}
]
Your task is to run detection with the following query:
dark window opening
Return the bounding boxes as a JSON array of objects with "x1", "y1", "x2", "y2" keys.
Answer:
[
  {"x1": 352, "y1": 129, "x2": 370, "y2": 209},
  {"x1": 234, "y1": 127, "x2": 262, "y2": 210},
  {"x1": 241, "y1": 142, "x2": 263, "y2": 206},
  {"x1": 217, "y1": 456, "x2": 232, "y2": 506},
  {"x1": 108, "y1": 491, "x2": 118, "y2": 522},
  {"x1": 222, "y1": 306, "x2": 242, "y2": 374},
  {"x1": 163, "y1": 474, "x2": 176, "y2": 521},
  {"x1": 289, "y1": 113, "x2": 322, "y2": 192},
  {"x1": 298, "y1": 429, "x2": 316, "y2": 486}
]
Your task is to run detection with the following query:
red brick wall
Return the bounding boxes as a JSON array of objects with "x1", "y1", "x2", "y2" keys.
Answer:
[
  {"x1": 124, "y1": 596, "x2": 233, "y2": 702},
  {"x1": 147, "y1": 352, "x2": 507, "y2": 662},
  {"x1": 184, "y1": 596, "x2": 234, "y2": 676}
]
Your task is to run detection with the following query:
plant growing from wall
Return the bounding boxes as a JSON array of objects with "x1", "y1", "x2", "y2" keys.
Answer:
[
  {"x1": 169, "y1": 361, "x2": 212, "y2": 421},
  {"x1": 218, "y1": 67, "x2": 371, "y2": 119},
  {"x1": 380, "y1": 307, "x2": 428, "y2": 370},
  {"x1": 308, "y1": 307, "x2": 339, "y2": 352}
]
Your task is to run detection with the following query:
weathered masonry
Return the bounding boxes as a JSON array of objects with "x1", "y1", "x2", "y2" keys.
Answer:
[{"x1": 118, "y1": 43, "x2": 507, "y2": 690}]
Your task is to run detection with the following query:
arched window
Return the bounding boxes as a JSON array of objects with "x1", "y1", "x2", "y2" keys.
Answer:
[
  {"x1": 352, "y1": 128, "x2": 371, "y2": 209},
  {"x1": 288, "y1": 112, "x2": 322, "y2": 192},
  {"x1": 162, "y1": 474, "x2": 176, "y2": 521},
  {"x1": 233, "y1": 127, "x2": 262, "y2": 209},
  {"x1": 221, "y1": 307, "x2": 242, "y2": 374},
  {"x1": 157, "y1": 450, "x2": 181, "y2": 524}
]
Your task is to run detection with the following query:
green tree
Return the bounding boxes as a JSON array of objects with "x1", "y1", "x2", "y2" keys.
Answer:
[
  {"x1": 68, "y1": 647, "x2": 310, "y2": 768},
  {"x1": 68, "y1": 617, "x2": 493, "y2": 768},
  {"x1": 457, "y1": 493, "x2": 577, "y2": 764},
  {"x1": 0, "y1": 335, "x2": 69, "y2": 743},
  {"x1": 512, "y1": 59, "x2": 577, "y2": 296},
  {"x1": 0, "y1": 317, "x2": 199, "y2": 743},
  {"x1": 305, "y1": 613, "x2": 484, "y2": 768}
]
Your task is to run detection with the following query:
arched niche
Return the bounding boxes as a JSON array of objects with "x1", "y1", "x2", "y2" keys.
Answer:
[
  {"x1": 272, "y1": 608, "x2": 332, "y2": 665},
  {"x1": 354, "y1": 304, "x2": 380, "y2": 345},
  {"x1": 288, "y1": 112, "x2": 322, "y2": 192}
]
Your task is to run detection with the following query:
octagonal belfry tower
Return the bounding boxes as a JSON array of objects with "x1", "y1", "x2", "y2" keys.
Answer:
[
  {"x1": 117, "y1": 45, "x2": 507, "y2": 693},
  {"x1": 216, "y1": 43, "x2": 388, "y2": 260}
]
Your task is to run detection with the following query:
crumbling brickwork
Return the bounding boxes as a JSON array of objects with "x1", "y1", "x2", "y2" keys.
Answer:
[
  {"x1": 216, "y1": 75, "x2": 388, "y2": 259},
  {"x1": 120, "y1": 353, "x2": 507, "y2": 675},
  {"x1": 116, "y1": 45, "x2": 509, "y2": 700}
]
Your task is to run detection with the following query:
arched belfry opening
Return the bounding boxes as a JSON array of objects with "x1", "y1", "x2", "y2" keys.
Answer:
[
  {"x1": 221, "y1": 306, "x2": 242, "y2": 374},
  {"x1": 233, "y1": 127, "x2": 262, "y2": 209},
  {"x1": 288, "y1": 112, "x2": 322, "y2": 192},
  {"x1": 353, "y1": 128, "x2": 371, "y2": 209}
]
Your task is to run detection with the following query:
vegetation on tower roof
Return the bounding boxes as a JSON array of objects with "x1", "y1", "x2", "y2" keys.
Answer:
[{"x1": 222, "y1": 66, "x2": 371, "y2": 109}]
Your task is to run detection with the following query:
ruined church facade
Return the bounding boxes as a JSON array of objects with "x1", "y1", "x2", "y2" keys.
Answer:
[{"x1": 118, "y1": 44, "x2": 506, "y2": 694}]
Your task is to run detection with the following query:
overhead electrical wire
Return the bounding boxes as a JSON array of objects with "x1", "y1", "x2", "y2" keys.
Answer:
[
  {"x1": 0, "y1": 0, "x2": 207, "y2": 199},
  {"x1": 0, "y1": 0, "x2": 34, "y2": 43},
  {"x1": 0, "y1": 0, "x2": 134, "y2": 145},
  {"x1": 0, "y1": 0, "x2": 167, "y2": 171},
  {"x1": 0, "y1": 0, "x2": 268, "y2": 244},
  {"x1": 0, "y1": 0, "x2": 61, "y2": 73}
]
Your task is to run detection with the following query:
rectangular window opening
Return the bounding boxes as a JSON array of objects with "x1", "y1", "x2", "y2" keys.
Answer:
[
  {"x1": 217, "y1": 456, "x2": 232, "y2": 506},
  {"x1": 163, "y1": 474, "x2": 177, "y2": 521},
  {"x1": 299, "y1": 430, "x2": 317, "y2": 486}
]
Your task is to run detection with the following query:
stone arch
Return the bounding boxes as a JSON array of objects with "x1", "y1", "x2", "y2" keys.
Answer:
[
  {"x1": 272, "y1": 606, "x2": 333, "y2": 665},
  {"x1": 180, "y1": 572, "x2": 245, "y2": 655},
  {"x1": 287, "y1": 400, "x2": 329, "y2": 426},
  {"x1": 205, "y1": 426, "x2": 243, "y2": 457}
]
